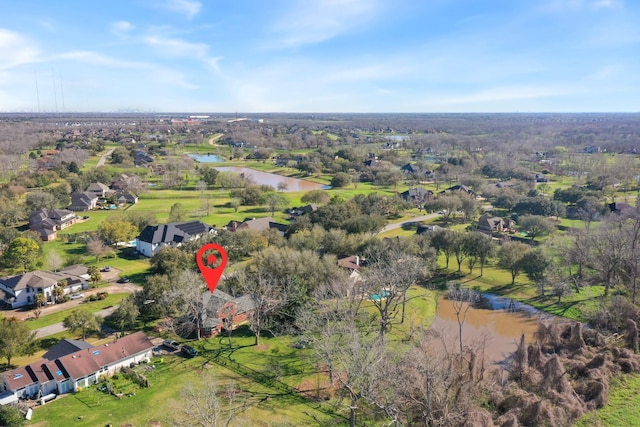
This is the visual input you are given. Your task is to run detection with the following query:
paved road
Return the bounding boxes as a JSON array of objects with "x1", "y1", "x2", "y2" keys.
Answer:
[
  {"x1": 96, "y1": 147, "x2": 115, "y2": 167},
  {"x1": 378, "y1": 213, "x2": 440, "y2": 234},
  {"x1": 33, "y1": 306, "x2": 120, "y2": 338}
]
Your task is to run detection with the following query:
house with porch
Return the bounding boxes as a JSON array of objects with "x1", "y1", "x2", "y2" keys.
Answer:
[
  {"x1": 0, "y1": 332, "x2": 154, "y2": 402},
  {"x1": 0, "y1": 266, "x2": 89, "y2": 308}
]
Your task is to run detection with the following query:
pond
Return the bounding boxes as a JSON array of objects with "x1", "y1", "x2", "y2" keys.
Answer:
[
  {"x1": 428, "y1": 293, "x2": 552, "y2": 363},
  {"x1": 189, "y1": 153, "x2": 225, "y2": 163},
  {"x1": 214, "y1": 166, "x2": 327, "y2": 192}
]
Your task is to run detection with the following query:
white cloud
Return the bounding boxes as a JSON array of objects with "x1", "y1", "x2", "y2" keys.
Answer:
[
  {"x1": 161, "y1": 0, "x2": 202, "y2": 19},
  {"x1": 143, "y1": 35, "x2": 222, "y2": 71},
  {"x1": 111, "y1": 20, "x2": 135, "y2": 37},
  {"x1": 269, "y1": 0, "x2": 383, "y2": 48},
  {"x1": 541, "y1": 0, "x2": 622, "y2": 11},
  {"x1": 0, "y1": 29, "x2": 41, "y2": 70},
  {"x1": 55, "y1": 51, "x2": 149, "y2": 69}
]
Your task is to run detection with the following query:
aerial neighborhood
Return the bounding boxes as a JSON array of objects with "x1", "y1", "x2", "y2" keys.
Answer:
[{"x1": 1, "y1": 113, "x2": 640, "y2": 427}]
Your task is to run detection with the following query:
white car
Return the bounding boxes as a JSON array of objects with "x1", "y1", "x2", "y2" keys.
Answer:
[{"x1": 70, "y1": 293, "x2": 84, "y2": 300}]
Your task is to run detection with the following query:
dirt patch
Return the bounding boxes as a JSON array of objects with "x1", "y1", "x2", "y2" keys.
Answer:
[
  {"x1": 254, "y1": 344, "x2": 270, "y2": 351},
  {"x1": 147, "y1": 421, "x2": 163, "y2": 426},
  {"x1": 296, "y1": 375, "x2": 334, "y2": 401}
]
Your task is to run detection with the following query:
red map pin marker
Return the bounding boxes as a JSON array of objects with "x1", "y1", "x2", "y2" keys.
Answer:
[{"x1": 196, "y1": 243, "x2": 228, "y2": 293}]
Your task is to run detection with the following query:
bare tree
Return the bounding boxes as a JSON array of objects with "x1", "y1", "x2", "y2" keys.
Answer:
[
  {"x1": 45, "y1": 250, "x2": 63, "y2": 272},
  {"x1": 363, "y1": 250, "x2": 427, "y2": 342},
  {"x1": 236, "y1": 270, "x2": 286, "y2": 346},
  {"x1": 86, "y1": 238, "x2": 113, "y2": 262},
  {"x1": 168, "y1": 270, "x2": 208, "y2": 340},
  {"x1": 170, "y1": 371, "x2": 246, "y2": 427}
]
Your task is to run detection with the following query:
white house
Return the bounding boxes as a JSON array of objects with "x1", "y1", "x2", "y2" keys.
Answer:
[
  {"x1": 136, "y1": 220, "x2": 215, "y2": 257},
  {"x1": 0, "y1": 332, "x2": 154, "y2": 402},
  {"x1": 0, "y1": 266, "x2": 89, "y2": 308}
]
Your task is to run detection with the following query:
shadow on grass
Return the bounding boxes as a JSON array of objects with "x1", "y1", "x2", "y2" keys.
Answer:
[{"x1": 193, "y1": 328, "x2": 344, "y2": 421}]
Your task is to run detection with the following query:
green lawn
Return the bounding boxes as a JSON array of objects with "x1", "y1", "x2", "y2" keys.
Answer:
[
  {"x1": 438, "y1": 255, "x2": 605, "y2": 322},
  {"x1": 574, "y1": 375, "x2": 640, "y2": 427},
  {"x1": 28, "y1": 286, "x2": 439, "y2": 427},
  {"x1": 24, "y1": 293, "x2": 129, "y2": 330},
  {"x1": 30, "y1": 334, "x2": 345, "y2": 427}
]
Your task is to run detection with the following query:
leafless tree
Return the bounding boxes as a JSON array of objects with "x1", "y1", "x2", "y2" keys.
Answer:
[
  {"x1": 168, "y1": 270, "x2": 208, "y2": 340},
  {"x1": 86, "y1": 237, "x2": 113, "y2": 262},
  {"x1": 362, "y1": 249, "x2": 427, "y2": 342},
  {"x1": 170, "y1": 371, "x2": 247, "y2": 427},
  {"x1": 45, "y1": 249, "x2": 63, "y2": 272},
  {"x1": 235, "y1": 270, "x2": 286, "y2": 346}
]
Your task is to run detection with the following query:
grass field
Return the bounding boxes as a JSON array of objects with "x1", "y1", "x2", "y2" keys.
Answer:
[
  {"x1": 575, "y1": 375, "x2": 640, "y2": 427},
  {"x1": 31, "y1": 334, "x2": 344, "y2": 427},
  {"x1": 27, "y1": 286, "x2": 438, "y2": 426}
]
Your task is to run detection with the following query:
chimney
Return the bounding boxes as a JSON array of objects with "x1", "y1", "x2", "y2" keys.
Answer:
[{"x1": 355, "y1": 256, "x2": 360, "y2": 266}]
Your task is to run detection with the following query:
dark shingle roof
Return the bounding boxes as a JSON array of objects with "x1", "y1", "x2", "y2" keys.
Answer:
[
  {"x1": 43, "y1": 339, "x2": 93, "y2": 361},
  {"x1": 137, "y1": 220, "x2": 212, "y2": 244}
]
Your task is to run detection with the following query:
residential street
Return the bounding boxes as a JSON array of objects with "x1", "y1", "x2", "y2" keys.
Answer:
[
  {"x1": 377, "y1": 213, "x2": 440, "y2": 234},
  {"x1": 33, "y1": 305, "x2": 119, "y2": 338},
  {"x1": 6, "y1": 268, "x2": 142, "y2": 338}
]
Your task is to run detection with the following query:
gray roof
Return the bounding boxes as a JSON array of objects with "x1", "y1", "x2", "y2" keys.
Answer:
[
  {"x1": 137, "y1": 220, "x2": 212, "y2": 244},
  {"x1": 43, "y1": 338, "x2": 93, "y2": 360}
]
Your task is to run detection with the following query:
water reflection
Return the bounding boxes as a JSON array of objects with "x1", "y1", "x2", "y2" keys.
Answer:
[
  {"x1": 429, "y1": 295, "x2": 541, "y2": 363},
  {"x1": 214, "y1": 166, "x2": 326, "y2": 192}
]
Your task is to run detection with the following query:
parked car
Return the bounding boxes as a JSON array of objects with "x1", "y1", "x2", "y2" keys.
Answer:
[
  {"x1": 102, "y1": 266, "x2": 111, "y2": 272},
  {"x1": 117, "y1": 277, "x2": 130, "y2": 284},
  {"x1": 162, "y1": 339, "x2": 180, "y2": 351},
  {"x1": 70, "y1": 293, "x2": 84, "y2": 300},
  {"x1": 181, "y1": 345, "x2": 198, "y2": 358}
]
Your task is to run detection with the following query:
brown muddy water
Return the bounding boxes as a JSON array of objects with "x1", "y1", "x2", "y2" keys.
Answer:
[
  {"x1": 429, "y1": 294, "x2": 543, "y2": 363},
  {"x1": 214, "y1": 166, "x2": 326, "y2": 192}
]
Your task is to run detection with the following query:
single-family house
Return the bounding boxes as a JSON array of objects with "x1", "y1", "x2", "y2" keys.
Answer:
[
  {"x1": 115, "y1": 191, "x2": 138, "y2": 205},
  {"x1": 337, "y1": 255, "x2": 366, "y2": 295},
  {"x1": 200, "y1": 289, "x2": 256, "y2": 338},
  {"x1": 69, "y1": 192, "x2": 99, "y2": 211},
  {"x1": 136, "y1": 220, "x2": 215, "y2": 257},
  {"x1": 400, "y1": 188, "x2": 434, "y2": 206},
  {"x1": 224, "y1": 217, "x2": 288, "y2": 235},
  {"x1": 288, "y1": 204, "x2": 318, "y2": 218},
  {"x1": 86, "y1": 182, "x2": 111, "y2": 198},
  {"x1": 440, "y1": 184, "x2": 476, "y2": 198},
  {"x1": 29, "y1": 208, "x2": 77, "y2": 241},
  {"x1": 478, "y1": 215, "x2": 516, "y2": 234},
  {"x1": 0, "y1": 332, "x2": 154, "y2": 401},
  {"x1": 134, "y1": 151, "x2": 153, "y2": 166},
  {"x1": 0, "y1": 266, "x2": 89, "y2": 308},
  {"x1": 111, "y1": 174, "x2": 141, "y2": 191}
]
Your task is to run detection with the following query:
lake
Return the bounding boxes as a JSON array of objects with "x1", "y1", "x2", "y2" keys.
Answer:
[
  {"x1": 190, "y1": 153, "x2": 225, "y2": 163},
  {"x1": 214, "y1": 167, "x2": 327, "y2": 192},
  {"x1": 429, "y1": 293, "x2": 549, "y2": 363}
]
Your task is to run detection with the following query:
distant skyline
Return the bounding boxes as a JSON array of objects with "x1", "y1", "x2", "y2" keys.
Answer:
[{"x1": 1, "y1": 0, "x2": 639, "y2": 113}]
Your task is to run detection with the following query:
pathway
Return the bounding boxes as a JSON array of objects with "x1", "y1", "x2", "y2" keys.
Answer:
[
  {"x1": 96, "y1": 147, "x2": 115, "y2": 167},
  {"x1": 377, "y1": 213, "x2": 440, "y2": 234}
]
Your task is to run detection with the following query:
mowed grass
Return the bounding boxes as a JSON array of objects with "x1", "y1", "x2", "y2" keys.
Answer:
[
  {"x1": 438, "y1": 255, "x2": 605, "y2": 322},
  {"x1": 28, "y1": 287, "x2": 438, "y2": 427},
  {"x1": 24, "y1": 293, "x2": 128, "y2": 330},
  {"x1": 30, "y1": 334, "x2": 345, "y2": 427}
]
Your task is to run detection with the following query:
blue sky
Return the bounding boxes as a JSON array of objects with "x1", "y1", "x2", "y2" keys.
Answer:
[{"x1": 1, "y1": 0, "x2": 639, "y2": 112}]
